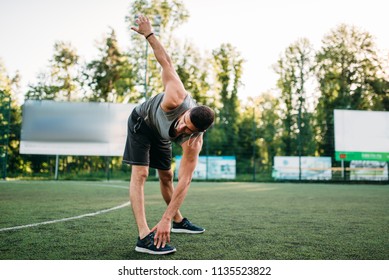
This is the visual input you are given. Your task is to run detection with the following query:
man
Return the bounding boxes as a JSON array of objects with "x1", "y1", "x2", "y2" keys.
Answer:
[{"x1": 123, "y1": 15, "x2": 215, "y2": 255}]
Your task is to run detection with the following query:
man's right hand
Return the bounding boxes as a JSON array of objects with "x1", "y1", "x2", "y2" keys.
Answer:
[{"x1": 151, "y1": 217, "x2": 172, "y2": 249}]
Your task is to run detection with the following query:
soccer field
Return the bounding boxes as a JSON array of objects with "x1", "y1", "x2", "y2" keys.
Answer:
[{"x1": 0, "y1": 180, "x2": 388, "y2": 260}]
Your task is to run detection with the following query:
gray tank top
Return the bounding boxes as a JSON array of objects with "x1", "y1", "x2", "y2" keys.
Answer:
[{"x1": 135, "y1": 93, "x2": 197, "y2": 145}]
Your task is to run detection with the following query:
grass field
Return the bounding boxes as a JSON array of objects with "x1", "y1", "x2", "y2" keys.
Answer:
[{"x1": 0, "y1": 180, "x2": 388, "y2": 260}]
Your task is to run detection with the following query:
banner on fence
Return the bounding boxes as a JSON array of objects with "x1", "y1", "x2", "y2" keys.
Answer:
[
  {"x1": 350, "y1": 161, "x2": 388, "y2": 181},
  {"x1": 175, "y1": 156, "x2": 236, "y2": 180},
  {"x1": 272, "y1": 156, "x2": 332, "y2": 180}
]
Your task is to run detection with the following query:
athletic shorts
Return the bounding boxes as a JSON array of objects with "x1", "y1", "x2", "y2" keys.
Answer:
[{"x1": 122, "y1": 109, "x2": 172, "y2": 170}]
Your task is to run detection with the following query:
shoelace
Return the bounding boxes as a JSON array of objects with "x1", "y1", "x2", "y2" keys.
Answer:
[
  {"x1": 143, "y1": 233, "x2": 154, "y2": 247},
  {"x1": 182, "y1": 219, "x2": 191, "y2": 228}
]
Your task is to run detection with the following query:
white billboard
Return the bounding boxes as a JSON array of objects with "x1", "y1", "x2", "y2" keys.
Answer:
[
  {"x1": 334, "y1": 109, "x2": 389, "y2": 161},
  {"x1": 175, "y1": 156, "x2": 236, "y2": 180},
  {"x1": 272, "y1": 156, "x2": 332, "y2": 180},
  {"x1": 20, "y1": 100, "x2": 135, "y2": 156}
]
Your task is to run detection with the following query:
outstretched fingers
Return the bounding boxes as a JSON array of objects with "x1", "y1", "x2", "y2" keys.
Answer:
[
  {"x1": 136, "y1": 14, "x2": 150, "y2": 25},
  {"x1": 131, "y1": 14, "x2": 152, "y2": 35},
  {"x1": 151, "y1": 224, "x2": 170, "y2": 249}
]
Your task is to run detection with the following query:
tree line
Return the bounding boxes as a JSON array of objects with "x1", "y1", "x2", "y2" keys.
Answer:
[{"x1": 1, "y1": 0, "x2": 388, "y2": 180}]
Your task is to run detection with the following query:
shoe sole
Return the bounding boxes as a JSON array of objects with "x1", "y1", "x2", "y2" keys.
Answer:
[
  {"x1": 171, "y1": 228, "x2": 205, "y2": 234},
  {"x1": 135, "y1": 246, "x2": 176, "y2": 255}
]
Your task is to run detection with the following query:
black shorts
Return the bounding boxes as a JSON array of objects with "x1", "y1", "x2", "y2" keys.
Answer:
[{"x1": 122, "y1": 109, "x2": 172, "y2": 170}]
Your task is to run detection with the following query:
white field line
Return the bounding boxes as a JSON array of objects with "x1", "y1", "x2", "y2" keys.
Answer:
[
  {"x1": 76, "y1": 182, "x2": 128, "y2": 190},
  {"x1": 0, "y1": 201, "x2": 130, "y2": 232},
  {"x1": 0, "y1": 180, "x2": 129, "y2": 190}
]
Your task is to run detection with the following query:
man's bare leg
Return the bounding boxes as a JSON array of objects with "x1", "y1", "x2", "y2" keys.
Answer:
[
  {"x1": 158, "y1": 169, "x2": 183, "y2": 223},
  {"x1": 130, "y1": 165, "x2": 151, "y2": 239}
]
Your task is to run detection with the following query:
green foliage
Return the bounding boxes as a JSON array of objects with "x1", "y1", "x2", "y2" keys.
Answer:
[
  {"x1": 127, "y1": 0, "x2": 189, "y2": 35},
  {"x1": 0, "y1": 60, "x2": 19, "y2": 95},
  {"x1": 211, "y1": 43, "x2": 244, "y2": 156},
  {"x1": 254, "y1": 93, "x2": 283, "y2": 166},
  {"x1": 367, "y1": 77, "x2": 389, "y2": 110},
  {"x1": 125, "y1": 0, "x2": 190, "y2": 99},
  {"x1": 0, "y1": 90, "x2": 11, "y2": 179},
  {"x1": 175, "y1": 42, "x2": 211, "y2": 106},
  {"x1": 25, "y1": 72, "x2": 60, "y2": 100},
  {"x1": 84, "y1": 29, "x2": 139, "y2": 103},
  {"x1": 26, "y1": 41, "x2": 81, "y2": 101},
  {"x1": 50, "y1": 41, "x2": 80, "y2": 101},
  {"x1": 274, "y1": 38, "x2": 316, "y2": 157},
  {"x1": 0, "y1": 60, "x2": 25, "y2": 177},
  {"x1": 315, "y1": 24, "x2": 387, "y2": 157}
]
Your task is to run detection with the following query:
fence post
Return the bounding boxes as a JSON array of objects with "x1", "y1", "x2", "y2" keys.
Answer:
[{"x1": 54, "y1": 155, "x2": 59, "y2": 180}]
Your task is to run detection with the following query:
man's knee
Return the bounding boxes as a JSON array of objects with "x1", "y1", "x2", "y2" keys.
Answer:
[
  {"x1": 158, "y1": 169, "x2": 173, "y2": 185},
  {"x1": 131, "y1": 166, "x2": 149, "y2": 183}
]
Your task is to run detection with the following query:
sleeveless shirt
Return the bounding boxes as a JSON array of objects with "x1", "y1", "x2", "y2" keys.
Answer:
[{"x1": 135, "y1": 93, "x2": 198, "y2": 145}]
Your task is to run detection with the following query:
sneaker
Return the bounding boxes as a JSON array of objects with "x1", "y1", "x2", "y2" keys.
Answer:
[
  {"x1": 135, "y1": 232, "x2": 176, "y2": 255},
  {"x1": 171, "y1": 218, "x2": 205, "y2": 234}
]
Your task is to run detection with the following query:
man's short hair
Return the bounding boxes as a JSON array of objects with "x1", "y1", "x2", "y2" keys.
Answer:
[{"x1": 189, "y1": 105, "x2": 215, "y2": 132}]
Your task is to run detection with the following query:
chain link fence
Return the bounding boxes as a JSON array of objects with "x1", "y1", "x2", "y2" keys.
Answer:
[
  {"x1": 7, "y1": 141, "x2": 388, "y2": 184},
  {"x1": 3, "y1": 101, "x2": 388, "y2": 183}
]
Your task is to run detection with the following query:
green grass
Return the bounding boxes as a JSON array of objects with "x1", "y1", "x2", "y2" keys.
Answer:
[{"x1": 0, "y1": 180, "x2": 388, "y2": 260}]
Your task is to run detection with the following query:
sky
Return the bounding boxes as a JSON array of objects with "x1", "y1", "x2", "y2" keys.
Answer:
[{"x1": 1, "y1": 0, "x2": 389, "y2": 102}]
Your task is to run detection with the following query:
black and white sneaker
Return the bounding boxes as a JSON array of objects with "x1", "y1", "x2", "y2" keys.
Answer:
[
  {"x1": 135, "y1": 232, "x2": 176, "y2": 255},
  {"x1": 171, "y1": 218, "x2": 205, "y2": 234}
]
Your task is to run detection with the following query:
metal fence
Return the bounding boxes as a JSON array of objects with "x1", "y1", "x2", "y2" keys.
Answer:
[
  {"x1": 3, "y1": 98, "x2": 388, "y2": 183},
  {"x1": 7, "y1": 153, "x2": 388, "y2": 183}
]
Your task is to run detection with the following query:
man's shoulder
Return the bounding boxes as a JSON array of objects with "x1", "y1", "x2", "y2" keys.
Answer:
[
  {"x1": 143, "y1": 92, "x2": 165, "y2": 107},
  {"x1": 160, "y1": 91, "x2": 189, "y2": 112}
]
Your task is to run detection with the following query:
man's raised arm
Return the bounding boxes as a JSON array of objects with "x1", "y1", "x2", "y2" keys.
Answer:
[{"x1": 131, "y1": 15, "x2": 186, "y2": 109}]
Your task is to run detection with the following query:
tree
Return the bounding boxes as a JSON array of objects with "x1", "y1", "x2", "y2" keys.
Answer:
[
  {"x1": 274, "y1": 38, "x2": 316, "y2": 157},
  {"x1": 315, "y1": 24, "x2": 387, "y2": 157},
  {"x1": 366, "y1": 52, "x2": 389, "y2": 110},
  {"x1": 26, "y1": 41, "x2": 80, "y2": 101},
  {"x1": 236, "y1": 93, "x2": 280, "y2": 176},
  {"x1": 367, "y1": 76, "x2": 389, "y2": 110},
  {"x1": 170, "y1": 42, "x2": 214, "y2": 158},
  {"x1": 0, "y1": 59, "x2": 24, "y2": 177},
  {"x1": 125, "y1": 0, "x2": 189, "y2": 99},
  {"x1": 174, "y1": 42, "x2": 211, "y2": 106},
  {"x1": 210, "y1": 43, "x2": 244, "y2": 156},
  {"x1": 51, "y1": 41, "x2": 80, "y2": 101},
  {"x1": 127, "y1": 0, "x2": 189, "y2": 35},
  {"x1": 25, "y1": 72, "x2": 59, "y2": 100},
  {"x1": 84, "y1": 29, "x2": 139, "y2": 103},
  {"x1": 255, "y1": 93, "x2": 283, "y2": 168}
]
